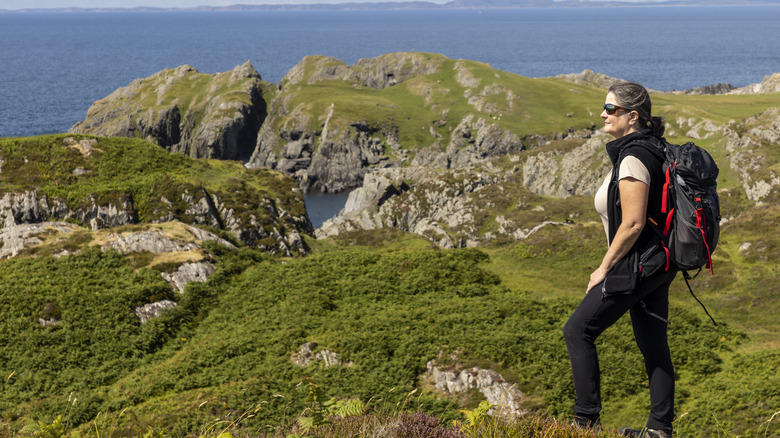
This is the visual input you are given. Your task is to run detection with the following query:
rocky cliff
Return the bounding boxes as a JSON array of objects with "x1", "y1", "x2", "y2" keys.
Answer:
[
  {"x1": 246, "y1": 53, "x2": 597, "y2": 193},
  {"x1": 73, "y1": 52, "x2": 603, "y2": 194},
  {"x1": 71, "y1": 61, "x2": 271, "y2": 161}
]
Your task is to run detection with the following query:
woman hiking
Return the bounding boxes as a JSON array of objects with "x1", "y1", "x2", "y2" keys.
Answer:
[{"x1": 563, "y1": 82, "x2": 677, "y2": 438}]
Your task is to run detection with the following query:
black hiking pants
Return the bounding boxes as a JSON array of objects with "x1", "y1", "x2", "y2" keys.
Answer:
[{"x1": 563, "y1": 269, "x2": 677, "y2": 433}]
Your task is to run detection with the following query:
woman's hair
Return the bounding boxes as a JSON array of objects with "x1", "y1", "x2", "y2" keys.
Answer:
[{"x1": 608, "y1": 82, "x2": 665, "y2": 137}]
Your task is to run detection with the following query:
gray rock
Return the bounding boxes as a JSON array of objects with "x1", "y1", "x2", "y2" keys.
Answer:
[
  {"x1": 0, "y1": 222, "x2": 80, "y2": 258},
  {"x1": 729, "y1": 73, "x2": 780, "y2": 94},
  {"x1": 291, "y1": 342, "x2": 353, "y2": 368},
  {"x1": 552, "y1": 69, "x2": 627, "y2": 89},
  {"x1": 686, "y1": 83, "x2": 735, "y2": 95},
  {"x1": 0, "y1": 190, "x2": 138, "y2": 231},
  {"x1": 523, "y1": 132, "x2": 610, "y2": 198},
  {"x1": 724, "y1": 109, "x2": 780, "y2": 202},
  {"x1": 105, "y1": 230, "x2": 200, "y2": 254},
  {"x1": 161, "y1": 261, "x2": 217, "y2": 293},
  {"x1": 135, "y1": 300, "x2": 178, "y2": 323},
  {"x1": 425, "y1": 358, "x2": 528, "y2": 417}
]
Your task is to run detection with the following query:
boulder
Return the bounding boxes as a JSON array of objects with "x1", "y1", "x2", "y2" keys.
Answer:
[
  {"x1": 161, "y1": 261, "x2": 217, "y2": 293},
  {"x1": 135, "y1": 300, "x2": 178, "y2": 323},
  {"x1": 423, "y1": 352, "x2": 528, "y2": 418}
]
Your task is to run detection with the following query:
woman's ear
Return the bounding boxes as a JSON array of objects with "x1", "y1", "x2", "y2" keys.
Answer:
[{"x1": 629, "y1": 110, "x2": 639, "y2": 126}]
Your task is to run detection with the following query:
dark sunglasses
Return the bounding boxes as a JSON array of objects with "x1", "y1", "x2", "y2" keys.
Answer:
[{"x1": 603, "y1": 103, "x2": 631, "y2": 115}]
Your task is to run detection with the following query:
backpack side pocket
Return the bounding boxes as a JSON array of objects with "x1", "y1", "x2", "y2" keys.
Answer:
[{"x1": 638, "y1": 238, "x2": 670, "y2": 281}]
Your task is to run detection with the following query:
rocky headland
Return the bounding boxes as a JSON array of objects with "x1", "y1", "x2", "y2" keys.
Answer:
[
  {"x1": 67, "y1": 52, "x2": 780, "y2": 249},
  {"x1": 71, "y1": 61, "x2": 271, "y2": 161}
]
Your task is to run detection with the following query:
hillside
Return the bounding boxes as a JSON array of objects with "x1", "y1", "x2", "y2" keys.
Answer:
[
  {"x1": 0, "y1": 134, "x2": 312, "y2": 257},
  {"x1": 1, "y1": 55, "x2": 779, "y2": 437}
]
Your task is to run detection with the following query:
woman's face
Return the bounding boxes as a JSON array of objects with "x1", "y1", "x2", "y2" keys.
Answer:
[{"x1": 601, "y1": 92, "x2": 637, "y2": 138}]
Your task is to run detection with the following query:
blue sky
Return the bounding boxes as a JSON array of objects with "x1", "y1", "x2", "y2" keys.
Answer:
[{"x1": 0, "y1": 0, "x2": 651, "y2": 10}]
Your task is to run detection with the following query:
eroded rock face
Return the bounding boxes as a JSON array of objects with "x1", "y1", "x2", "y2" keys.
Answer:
[
  {"x1": 0, "y1": 190, "x2": 138, "y2": 231},
  {"x1": 725, "y1": 108, "x2": 780, "y2": 202},
  {"x1": 0, "y1": 222, "x2": 81, "y2": 259},
  {"x1": 423, "y1": 352, "x2": 528, "y2": 418},
  {"x1": 0, "y1": 186, "x2": 309, "y2": 256},
  {"x1": 71, "y1": 61, "x2": 268, "y2": 161},
  {"x1": 522, "y1": 131, "x2": 610, "y2": 198},
  {"x1": 729, "y1": 73, "x2": 780, "y2": 95},
  {"x1": 246, "y1": 53, "x2": 533, "y2": 194}
]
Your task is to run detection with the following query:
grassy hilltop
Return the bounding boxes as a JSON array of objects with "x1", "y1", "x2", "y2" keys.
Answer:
[{"x1": 1, "y1": 57, "x2": 779, "y2": 437}]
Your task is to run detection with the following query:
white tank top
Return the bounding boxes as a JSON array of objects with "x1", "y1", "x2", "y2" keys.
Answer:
[{"x1": 594, "y1": 155, "x2": 651, "y2": 243}]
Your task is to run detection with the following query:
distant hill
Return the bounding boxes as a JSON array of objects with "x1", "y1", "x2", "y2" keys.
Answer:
[{"x1": 3, "y1": 0, "x2": 780, "y2": 13}]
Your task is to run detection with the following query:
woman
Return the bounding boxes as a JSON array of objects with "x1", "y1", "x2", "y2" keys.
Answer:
[{"x1": 563, "y1": 82, "x2": 676, "y2": 438}]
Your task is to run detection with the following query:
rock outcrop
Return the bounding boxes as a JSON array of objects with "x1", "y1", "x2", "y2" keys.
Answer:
[
  {"x1": 317, "y1": 163, "x2": 571, "y2": 248},
  {"x1": 553, "y1": 69, "x2": 628, "y2": 90},
  {"x1": 521, "y1": 131, "x2": 611, "y2": 197},
  {"x1": 0, "y1": 222, "x2": 81, "y2": 259},
  {"x1": 71, "y1": 61, "x2": 269, "y2": 160},
  {"x1": 161, "y1": 261, "x2": 217, "y2": 293},
  {"x1": 730, "y1": 73, "x2": 780, "y2": 95},
  {"x1": 135, "y1": 300, "x2": 178, "y2": 324},
  {"x1": 0, "y1": 135, "x2": 312, "y2": 256},
  {"x1": 423, "y1": 351, "x2": 528, "y2": 418},
  {"x1": 291, "y1": 342, "x2": 353, "y2": 368},
  {"x1": 0, "y1": 190, "x2": 137, "y2": 231},
  {"x1": 724, "y1": 108, "x2": 780, "y2": 202}
]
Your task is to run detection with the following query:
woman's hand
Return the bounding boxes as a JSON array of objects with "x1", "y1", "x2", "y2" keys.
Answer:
[{"x1": 586, "y1": 266, "x2": 610, "y2": 293}]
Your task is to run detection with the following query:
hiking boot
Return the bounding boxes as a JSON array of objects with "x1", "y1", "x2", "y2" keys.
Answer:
[
  {"x1": 619, "y1": 426, "x2": 672, "y2": 438},
  {"x1": 572, "y1": 416, "x2": 602, "y2": 432}
]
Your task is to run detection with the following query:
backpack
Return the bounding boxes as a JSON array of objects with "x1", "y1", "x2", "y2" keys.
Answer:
[
  {"x1": 646, "y1": 139, "x2": 722, "y2": 324},
  {"x1": 657, "y1": 140, "x2": 721, "y2": 273}
]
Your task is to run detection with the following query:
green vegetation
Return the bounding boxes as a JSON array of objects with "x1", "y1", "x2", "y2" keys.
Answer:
[
  {"x1": 1, "y1": 237, "x2": 775, "y2": 437},
  {"x1": 84, "y1": 65, "x2": 273, "y2": 139},
  {"x1": 1, "y1": 62, "x2": 779, "y2": 437}
]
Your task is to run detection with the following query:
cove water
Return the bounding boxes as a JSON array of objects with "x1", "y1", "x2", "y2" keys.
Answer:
[{"x1": 1, "y1": 6, "x2": 778, "y2": 226}]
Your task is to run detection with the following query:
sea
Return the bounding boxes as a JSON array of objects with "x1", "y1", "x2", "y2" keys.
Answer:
[{"x1": 1, "y1": 5, "x2": 779, "y2": 226}]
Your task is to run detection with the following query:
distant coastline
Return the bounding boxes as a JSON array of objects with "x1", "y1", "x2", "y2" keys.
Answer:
[{"x1": 2, "y1": 0, "x2": 779, "y2": 13}]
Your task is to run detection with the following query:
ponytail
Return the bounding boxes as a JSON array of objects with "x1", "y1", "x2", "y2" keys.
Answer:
[{"x1": 645, "y1": 116, "x2": 666, "y2": 137}]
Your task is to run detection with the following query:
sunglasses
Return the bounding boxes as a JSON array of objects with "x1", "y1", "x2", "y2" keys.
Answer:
[{"x1": 603, "y1": 103, "x2": 631, "y2": 115}]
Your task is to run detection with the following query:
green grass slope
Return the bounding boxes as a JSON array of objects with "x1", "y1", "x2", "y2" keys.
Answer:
[{"x1": 1, "y1": 245, "x2": 743, "y2": 437}]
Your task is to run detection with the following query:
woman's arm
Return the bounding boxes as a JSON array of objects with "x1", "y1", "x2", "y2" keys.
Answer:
[{"x1": 586, "y1": 177, "x2": 649, "y2": 293}]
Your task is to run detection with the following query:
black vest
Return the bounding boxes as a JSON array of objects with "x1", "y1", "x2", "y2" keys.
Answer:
[{"x1": 605, "y1": 132, "x2": 666, "y2": 251}]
